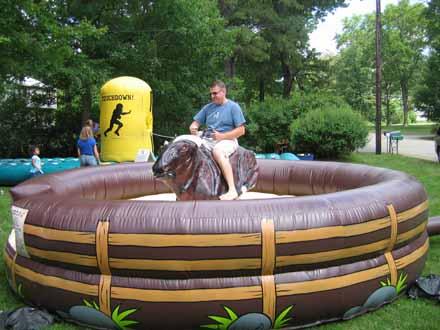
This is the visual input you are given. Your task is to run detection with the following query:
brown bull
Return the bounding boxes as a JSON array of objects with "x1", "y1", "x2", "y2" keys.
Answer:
[{"x1": 152, "y1": 135, "x2": 258, "y2": 200}]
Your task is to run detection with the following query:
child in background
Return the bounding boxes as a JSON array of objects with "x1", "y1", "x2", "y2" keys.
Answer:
[{"x1": 29, "y1": 145, "x2": 44, "y2": 177}]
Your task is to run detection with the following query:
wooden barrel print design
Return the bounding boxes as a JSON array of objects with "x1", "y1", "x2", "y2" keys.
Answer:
[{"x1": 4, "y1": 160, "x2": 429, "y2": 329}]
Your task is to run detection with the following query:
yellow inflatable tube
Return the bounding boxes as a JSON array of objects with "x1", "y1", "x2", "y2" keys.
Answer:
[{"x1": 100, "y1": 76, "x2": 153, "y2": 162}]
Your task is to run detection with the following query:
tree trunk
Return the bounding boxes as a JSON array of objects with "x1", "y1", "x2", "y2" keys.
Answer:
[
  {"x1": 259, "y1": 79, "x2": 265, "y2": 102},
  {"x1": 81, "y1": 85, "x2": 92, "y2": 126},
  {"x1": 375, "y1": 0, "x2": 382, "y2": 154},
  {"x1": 64, "y1": 88, "x2": 72, "y2": 115},
  {"x1": 384, "y1": 83, "x2": 391, "y2": 126},
  {"x1": 282, "y1": 62, "x2": 293, "y2": 99},
  {"x1": 385, "y1": 96, "x2": 391, "y2": 126},
  {"x1": 218, "y1": 1, "x2": 235, "y2": 82},
  {"x1": 401, "y1": 80, "x2": 409, "y2": 126},
  {"x1": 294, "y1": 73, "x2": 304, "y2": 91},
  {"x1": 218, "y1": 0, "x2": 226, "y2": 15},
  {"x1": 224, "y1": 57, "x2": 235, "y2": 78}
]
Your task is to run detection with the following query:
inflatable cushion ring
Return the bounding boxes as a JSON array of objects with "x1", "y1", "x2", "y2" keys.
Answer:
[{"x1": 4, "y1": 159, "x2": 429, "y2": 329}]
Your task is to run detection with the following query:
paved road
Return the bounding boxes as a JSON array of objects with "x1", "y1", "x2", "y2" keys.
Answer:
[{"x1": 359, "y1": 133, "x2": 438, "y2": 162}]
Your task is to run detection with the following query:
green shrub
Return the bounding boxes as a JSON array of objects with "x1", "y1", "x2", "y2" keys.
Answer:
[
  {"x1": 242, "y1": 92, "x2": 350, "y2": 153},
  {"x1": 290, "y1": 90, "x2": 350, "y2": 116},
  {"x1": 242, "y1": 97, "x2": 296, "y2": 152},
  {"x1": 383, "y1": 100, "x2": 418, "y2": 125},
  {"x1": 386, "y1": 99, "x2": 403, "y2": 125},
  {"x1": 290, "y1": 106, "x2": 369, "y2": 159},
  {"x1": 408, "y1": 110, "x2": 417, "y2": 124}
]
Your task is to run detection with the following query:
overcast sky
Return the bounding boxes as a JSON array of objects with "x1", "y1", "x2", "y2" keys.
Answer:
[{"x1": 309, "y1": 0, "x2": 427, "y2": 55}]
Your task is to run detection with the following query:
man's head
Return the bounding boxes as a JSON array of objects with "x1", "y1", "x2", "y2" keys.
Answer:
[{"x1": 210, "y1": 80, "x2": 227, "y2": 105}]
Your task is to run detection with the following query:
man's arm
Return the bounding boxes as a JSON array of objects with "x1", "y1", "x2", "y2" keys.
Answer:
[
  {"x1": 189, "y1": 120, "x2": 200, "y2": 135},
  {"x1": 211, "y1": 125, "x2": 245, "y2": 141}
]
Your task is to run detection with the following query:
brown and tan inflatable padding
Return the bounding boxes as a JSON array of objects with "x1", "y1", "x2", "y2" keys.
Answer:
[{"x1": 4, "y1": 160, "x2": 431, "y2": 330}]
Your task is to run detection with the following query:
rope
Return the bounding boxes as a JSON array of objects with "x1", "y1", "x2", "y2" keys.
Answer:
[{"x1": 153, "y1": 132, "x2": 176, "y2": 140}]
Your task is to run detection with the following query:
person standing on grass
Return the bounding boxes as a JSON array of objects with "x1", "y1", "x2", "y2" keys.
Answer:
[
  {"x1": 189, "y1": 80, "x2": 246, "y2": 200},
  {"x1": 435, "y1": 127, "x2": 440, "y2": 163}
]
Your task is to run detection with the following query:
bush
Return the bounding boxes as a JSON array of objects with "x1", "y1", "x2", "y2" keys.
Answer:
[
  {"x1": 386, "y1": 99, "x2": 403, "y2": 125},
  {"x1": 408, "y1": 110, "x2": 417, "y2": 124},
  {"x1": 290, "y1": 90, "x2": 350, "y2": 116},
  {"x1": 383, "y1": 100, "x2": 418, "y2": 125},
  {"x1": 0, "y1": 91, "x2": 84, "y2": 158},
  {"x1": 242, "y1": 97, "x2": 296, "y2": 152},
  {"x1": 242, "y1": 92, "x2": 350, "y2": 153},
  {"x1": 290, "y1": 106, "x2": 369, "y2": 159}
]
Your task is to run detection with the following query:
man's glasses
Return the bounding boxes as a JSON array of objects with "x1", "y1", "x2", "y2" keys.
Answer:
[{"x1": 210, "y1": 91, "x2": 221, "y2": 96}]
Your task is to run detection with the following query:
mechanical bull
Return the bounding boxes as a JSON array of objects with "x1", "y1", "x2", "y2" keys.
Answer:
[{"x1": 152, "y1": 135, "x2": 259, "y2": 200}]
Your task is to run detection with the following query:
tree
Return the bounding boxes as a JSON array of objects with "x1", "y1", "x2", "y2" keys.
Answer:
[
  {"x1": 334, "y1": 1, "x2": 427, "y2": 125},
  {"x1": 382, "y1": 0, "x2": 427, "y2": 126},
  {"x1": 140, "y1": 0, "x2": 232, "y2": 136},
  {"x1": 0, "y1": 0, "x2": 232, "y2": 156},
  {"x1": 0, "y1": 0, "x2": 108, "y2": 156},
  {"x1": 217, "y1": 0, "x2": 346, "y2": 101},
  {"x1": 414, "y1": 0, "x2": 440, "y2": 121},
  {"x1": 335, "y1": 15, "x2": 376, "y2": 120}
]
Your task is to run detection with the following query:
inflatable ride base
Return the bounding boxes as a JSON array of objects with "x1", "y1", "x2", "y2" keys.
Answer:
[
  {"x1": 3, "y1": 159, "x2": 430, "y2": 330},
  {"x1": 4, "y1": 230, "x2": 428, "y2": 330},
  {"x1": 0, "y1": 158, "x2": 80, "y2": 186}
]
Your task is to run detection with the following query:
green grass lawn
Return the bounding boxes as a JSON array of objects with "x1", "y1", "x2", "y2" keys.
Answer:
[
  {"x1": 1, "y1": 153, "x2": 440, "y2": 330},
  {"x1": 368, "y1": 123, "x2": 438, "y2": 136}
]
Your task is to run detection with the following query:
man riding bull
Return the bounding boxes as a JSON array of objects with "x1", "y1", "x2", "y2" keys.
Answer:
[{"x1": 189, "y1": 80, "x2": 246, "y2": 200}]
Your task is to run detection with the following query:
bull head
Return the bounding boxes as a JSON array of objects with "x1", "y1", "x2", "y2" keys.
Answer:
[{"x1": 152, "y1": 136, "x2": 200, "y2": 183}]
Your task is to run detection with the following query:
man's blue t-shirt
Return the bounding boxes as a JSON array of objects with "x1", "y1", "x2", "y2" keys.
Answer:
[
  {"x1": 77, "y1": 138, "x2": 96, "y2": 156},
  {"x1": 194, "y1": 100, "x2": 245, "y2": 133}
]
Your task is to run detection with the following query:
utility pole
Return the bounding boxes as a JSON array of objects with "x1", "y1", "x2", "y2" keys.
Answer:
[{"x1": 375, "y1": 0, "x2": 382, "y2": 154}]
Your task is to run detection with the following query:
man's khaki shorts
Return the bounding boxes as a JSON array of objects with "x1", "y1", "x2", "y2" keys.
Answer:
[{"x1": 202, "y1": 138, "x2": 238, "y2": 158}]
